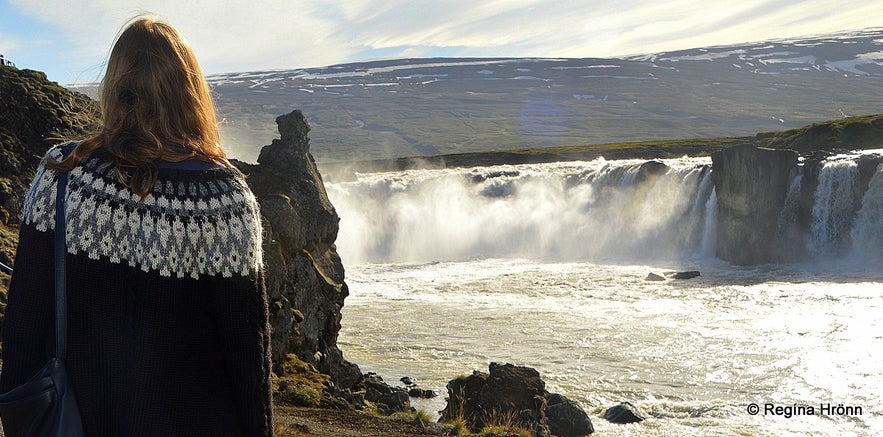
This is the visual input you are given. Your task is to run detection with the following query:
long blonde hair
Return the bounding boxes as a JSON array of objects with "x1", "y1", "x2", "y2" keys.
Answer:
[{"x1": 49, "y1": 15, "x2": 231, "y2": 196}]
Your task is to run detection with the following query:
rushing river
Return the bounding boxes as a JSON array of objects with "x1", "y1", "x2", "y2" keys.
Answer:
[{"x1": 326, "y1": 155, "x2": 883, "y2": 436}]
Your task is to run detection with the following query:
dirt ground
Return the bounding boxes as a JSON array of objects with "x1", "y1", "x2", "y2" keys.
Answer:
[
  {"x1": 274, "y1": 405, "x2": 447, "y2": 437},
  {"x1": 0, "y1": 406, "x2": 445, "y2": 437}
]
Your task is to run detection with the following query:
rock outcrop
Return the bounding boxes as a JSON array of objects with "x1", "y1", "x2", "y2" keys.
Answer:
[
  {"x1": 440, "y1": 363, "x2": 593, "y2": 437},
  {"x1": 0, "y1": 65, "x2": 99, "y2": 316},
  {"x1": 234, "y1": 110, "x2": 362, "y2": 388},
  {"x1": 755, "y1": 114, "x2": 883, "y2": 154},
  {"x1": 711, "y1": 145, "x2": 798, "y2": 264}
]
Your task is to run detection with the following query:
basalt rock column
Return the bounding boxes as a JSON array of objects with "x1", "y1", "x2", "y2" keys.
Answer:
[
  {"x1": 711, "y1": 145, "x2": 798, "y2": 264},
  {"x1": 238, "y1": 110, "x2": 361, "y2": 388}
]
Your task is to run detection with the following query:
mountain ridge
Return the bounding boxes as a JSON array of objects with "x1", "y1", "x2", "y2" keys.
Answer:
[{"x1": 198, "y1": 27, "x2": 883, "y2": 163}]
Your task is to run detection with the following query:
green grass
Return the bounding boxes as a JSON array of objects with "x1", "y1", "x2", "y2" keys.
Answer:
[
  {"x1": 755, "y1": 114, "x2": 883, "y2": 152},
  {"x1": 272, "y1": 354, "x2": 331, "y2": 408},
  {"x1": 477, "y1": 425, "x2": 532, "y2": 437},
  {"x1": 443, "y1": 418, "x2": 469, "y2": 436},
  {"x1": 277, "y1": 380, "x2": 321, "y2": 408},
  {"x1": 391, "y1": 409, "x2": 434, "y2": 426}
]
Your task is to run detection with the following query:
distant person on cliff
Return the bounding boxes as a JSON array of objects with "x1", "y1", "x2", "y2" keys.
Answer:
[{"x1": 0, "y1": 16, "x2": 273, "y2": 436}]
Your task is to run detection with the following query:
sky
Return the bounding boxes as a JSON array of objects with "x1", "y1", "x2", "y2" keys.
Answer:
[{"x1": 2, "y1": 0, "x2": 883, "y2": 85}]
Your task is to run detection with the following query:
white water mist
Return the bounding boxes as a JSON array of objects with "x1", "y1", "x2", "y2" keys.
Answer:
[{"x1": 326, "y1": 158, "x2": 716, "y2": 264}]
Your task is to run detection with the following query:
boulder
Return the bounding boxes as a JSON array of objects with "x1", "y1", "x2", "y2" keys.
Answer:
[
  {"x1": 711, "y1": 145, "x2": 798, "y2": 264},
  {"x1": 603, "y1": 402, "x2": 647, "y2": 424},
  {"x1": 408, "y1": 388, "x2": 438, "y2": 399},
  {"x1": 635, "y1": 160, "x2": 669, "y2": 185},
  {"x1": 667, "y1": 271, "x2": 700, "y2": 280},
  {"x1": 545, "y1": 393, "x2": 594, "y2": 436},
  {"x1": 360, "y1": 374, "x2": 413, "y2": 414},
  {"x1": 440, "y1": 363, "x2": 593, "y2": 436},
  {"x1": 644, "y1": 273, "x2": 665, "y2": 281}
]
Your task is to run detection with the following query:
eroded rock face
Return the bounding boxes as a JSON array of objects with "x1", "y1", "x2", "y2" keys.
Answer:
[
  {"x1": 711, "y1": 145, "x2": 798, "y2": 264},
  {"x1": 236, "y1": 110, "x2": 361, "y2": 388}
]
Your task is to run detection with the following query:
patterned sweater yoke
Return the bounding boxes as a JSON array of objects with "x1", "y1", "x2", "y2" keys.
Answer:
[{"x1": 21, "y1": 143, "x2": 264, "y2": 279}]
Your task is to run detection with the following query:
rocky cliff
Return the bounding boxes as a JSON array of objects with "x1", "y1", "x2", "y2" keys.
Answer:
[
  {"x1": 0, "y1": 65, "x2": 99, "y2": 313},
  {"x1": 711, "y1": 145, "x2": 798, "y2": 264},
  {"x1": 711, "y1": 115, "x2": 883, "y2": 264},
  {"x1": 233, "y1": 111, "x2": 362, "y2": 388}
]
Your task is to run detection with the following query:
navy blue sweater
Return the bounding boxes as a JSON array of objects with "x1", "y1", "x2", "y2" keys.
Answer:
[{"x1": 1, "y1": 144, "x2": 273, "y2": 436}]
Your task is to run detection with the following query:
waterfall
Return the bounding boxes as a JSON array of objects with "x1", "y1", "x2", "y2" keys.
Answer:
[
  {"x1": 807, "y1": 157, "x2": 862, "y2": 257},
  {"x1": 684, "y1": 169, "x2": 715, "y2": 254},
  {"x1": 699, "y1": 187, "x2": 718, "y2": 257},
  {"x1": 850, "y1": 164, "x2": 883, "y2": 260},
  {"x1": 324, "y1": 152, "x2": 882, "y2": 265},
  {"x1": 776, "y1": 173, "x2": 804, "y2": 257},
  {"x1": 327, "y1": 158, "x2": 713, "y2": 264}
]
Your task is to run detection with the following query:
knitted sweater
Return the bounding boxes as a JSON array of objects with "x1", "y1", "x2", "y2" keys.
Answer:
[{"x1": 0, "y1": 143, "x2": 273, "y2": 436}]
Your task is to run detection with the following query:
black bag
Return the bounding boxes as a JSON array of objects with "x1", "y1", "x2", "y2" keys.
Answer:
[{"x1": 0, "y1": 171, "x2": 85, "y2": 436}]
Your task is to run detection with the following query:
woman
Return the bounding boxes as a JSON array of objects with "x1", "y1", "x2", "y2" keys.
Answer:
[{"x1": 0, "y1": 16, "x2": 273, "y2": 436}]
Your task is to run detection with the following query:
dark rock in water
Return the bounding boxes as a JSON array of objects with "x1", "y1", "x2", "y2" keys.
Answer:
[
  {"x1": 603, "y1": 402, "x2": 647, "y2": 424},
  {"x1": 360, "y1": 374, "x2": 413, "y2": 414},
  {"x1": 408, "y1": 388, "x2": 438, "y2": 399},
  {"x1": 471, "y1": 169, "x2": 520, "y2": 183},
  {"x1": 712, "y1": 145, "x2": 798, "y2": 264},
  {"x1": 400, "y1": 376, "x2": 415, "y2": 386},
  {"x1": 667, "y1": 271, "x2": 700, "y2": 280},
  {"x1": 440, "y1": 363, "x2": 593, "y2": 436},
  {"x1": 645, "y1": 273, "x2": 665, "y2": 281},
  {"x1": 635, "y1": 160, "x2": 669, "y2": 185},
  {"x1": 546, "y1": 393, "x2": 595, "y2": 436}
]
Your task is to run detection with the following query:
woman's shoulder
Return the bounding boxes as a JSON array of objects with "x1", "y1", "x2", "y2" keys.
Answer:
[{"x1": 24, "y1": 142, "x2": 263, "y2": 279}]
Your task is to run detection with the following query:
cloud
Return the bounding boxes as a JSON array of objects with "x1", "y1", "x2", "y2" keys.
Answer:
[
  {"x1": 9, "y1": 0, "x2": 354, "y2": 75},
  {"x1": 8, "y1": 0, "x2": 883, "y2": 84}
]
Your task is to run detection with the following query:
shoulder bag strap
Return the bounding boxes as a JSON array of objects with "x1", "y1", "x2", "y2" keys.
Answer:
[{"x1": 54, "y1": 171, "x2": 68, "y2": 360}]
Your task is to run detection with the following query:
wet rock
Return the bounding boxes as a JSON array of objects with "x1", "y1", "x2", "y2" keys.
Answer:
[
  {"x1": 358, "y1": 373, "x2": 413, "y2": 414},
  {"x1": 603, "y1": 402, "x2": 647, "y2": 424},
  {"x1": 711, "y1": 145, "x2": 798, "y2": 264},
  {"x1": 667, "y1": 271, "x2": 700, "y2": 280},
  {"x1": 645, "y1": 273, "x2": 665, "y2": 281},
  {"x1": 400, "y1": 376, "x2": 415, "y2": 386},
  {"x1": 635, "y1": 160, "x2": 669, "y2": 185},
  {"x1": 441, "y1": 363, "x2": 594, "y2": 437},
  {"x1": 546, "y1": 393, "x2": 594, "y2": 436},
  {"x1": 408, "y1": 388, "x2": 438, "y2": 399}
]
